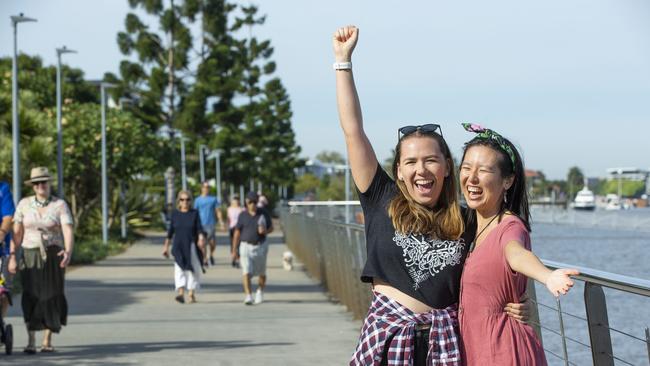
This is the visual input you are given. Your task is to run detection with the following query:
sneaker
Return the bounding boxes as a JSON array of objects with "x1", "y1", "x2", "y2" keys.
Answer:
[
  {"x1": 254, "y1": 289, "x2": 264, "y2": 304},
  {"x1": 244, "y1": 294, "x2": 254, "y2": 305}
]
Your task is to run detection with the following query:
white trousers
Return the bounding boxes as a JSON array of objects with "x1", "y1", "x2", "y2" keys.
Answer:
[{"x1": 174, "y1": 245, "x2": 201, "y2": 291}]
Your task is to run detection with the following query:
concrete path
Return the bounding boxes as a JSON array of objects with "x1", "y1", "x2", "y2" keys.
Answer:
[{"x1": 3, "y1": 231, "x2": 361, "y2": 365}]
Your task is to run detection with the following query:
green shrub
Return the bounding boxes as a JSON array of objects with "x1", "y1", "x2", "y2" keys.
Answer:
[{"x1": 71, "y1": 237, "x2": 130, "y2": 265}]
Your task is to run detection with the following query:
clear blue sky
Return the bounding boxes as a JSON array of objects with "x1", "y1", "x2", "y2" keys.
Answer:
[{"x1": 2, "y1": 0, "x2": 649, "y2": 180}]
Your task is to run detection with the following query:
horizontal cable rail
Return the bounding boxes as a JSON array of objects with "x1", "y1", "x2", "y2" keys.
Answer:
[{"x1": 542, "y1": 259, "x2": 650, "y2": 297}]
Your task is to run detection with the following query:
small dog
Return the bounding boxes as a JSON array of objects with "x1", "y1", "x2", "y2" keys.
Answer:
[{"x1": 282, "y1": 251, "x2": 294, "y2": 271}]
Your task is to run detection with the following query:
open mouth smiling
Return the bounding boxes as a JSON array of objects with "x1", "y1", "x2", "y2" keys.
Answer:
[
  {"x1": 415, "y1": 179, "x2": 434, "y2": 193},
  {"x1": 466, "y1": 185, "x2": 483, "y2": 199}
]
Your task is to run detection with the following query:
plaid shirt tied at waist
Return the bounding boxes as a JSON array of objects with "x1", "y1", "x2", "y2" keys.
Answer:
[{"x1": 350, "y1": 291, "x2": 461, "y2": 366}]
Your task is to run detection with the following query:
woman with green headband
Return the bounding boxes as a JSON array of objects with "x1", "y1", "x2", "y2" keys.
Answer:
[{"x1": 457, "y1": 123, "x2": 579, "y2": 365}]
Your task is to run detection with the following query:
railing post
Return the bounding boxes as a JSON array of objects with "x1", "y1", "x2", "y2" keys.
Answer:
[
  {"x1": 526, "y1": 278, "x2": 543, "y2": 346},
  {"x1": 645, "y1": 327, "x2": 650, "y2": 364},
  {"x1": 556, "y1": 297, "x2": 570, "y2": 366},
  {"x1": 584, "y1": 282, "x2": 614, "y2": 366}
]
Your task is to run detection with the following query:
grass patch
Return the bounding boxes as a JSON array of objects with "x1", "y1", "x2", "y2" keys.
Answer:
[{"x1": 71, "y1": 238, "x2": 130, "y2": 265}]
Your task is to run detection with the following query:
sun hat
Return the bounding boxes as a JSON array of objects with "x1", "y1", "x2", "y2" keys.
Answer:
[{"x1": 26, "y1": 167, "x2": 54, "y2": 184}]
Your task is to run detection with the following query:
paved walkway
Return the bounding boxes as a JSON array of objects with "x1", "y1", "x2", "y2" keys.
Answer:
[{"x1": 4, "y1": 231, "x2": 361, "y2": 365}]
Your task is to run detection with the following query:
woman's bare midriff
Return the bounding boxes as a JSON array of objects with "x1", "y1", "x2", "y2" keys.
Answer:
[{"x1": 373, "y1": 278, "x2": 433, "y2": 314}]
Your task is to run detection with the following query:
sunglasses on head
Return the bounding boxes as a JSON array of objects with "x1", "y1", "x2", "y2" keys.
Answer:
[{"x1": 398, "y1": 124, "x2": 443, "y2": 141}]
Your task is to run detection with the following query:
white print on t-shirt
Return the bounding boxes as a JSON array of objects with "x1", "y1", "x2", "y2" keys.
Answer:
[{"x1": 393, "y1": 232, "x2": 466, "y2": 290}]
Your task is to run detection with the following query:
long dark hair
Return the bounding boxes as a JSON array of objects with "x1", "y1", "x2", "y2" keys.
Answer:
[
  {"x1": 388, "y1": 132, "x2": 464, "y2": 240},
  {"x1": 461, "y1": 136, "x2": 531, "y2": 232}
]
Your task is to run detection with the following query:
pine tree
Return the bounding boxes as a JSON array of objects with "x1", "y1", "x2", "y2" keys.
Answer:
[
  {"x1": 111, "y1": 0, "x2": 195, "y2": 132},
  {"x1": 109, "y1": 1, "x2": 303, "y2": 192},
  {"x1": 227, "y1": 5, "x2": 302, "y2": 189}
]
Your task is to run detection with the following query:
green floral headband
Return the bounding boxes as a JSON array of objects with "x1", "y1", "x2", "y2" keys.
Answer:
[{"x1": 462, "y1": 123, "x2": 516, "y2": 169}]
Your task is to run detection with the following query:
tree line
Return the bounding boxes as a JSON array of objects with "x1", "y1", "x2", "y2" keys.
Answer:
[{"x1": 0, "y1": 0, "x2": 303, "y2": 243}]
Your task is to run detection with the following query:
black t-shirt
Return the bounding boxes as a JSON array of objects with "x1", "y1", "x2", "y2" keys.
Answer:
[
  {"x1": 358, "y1": 164, "x2": 474, "y2": 309},
  {"x1": 236, "y1": 210, "x2": 267, "y2": 244}
]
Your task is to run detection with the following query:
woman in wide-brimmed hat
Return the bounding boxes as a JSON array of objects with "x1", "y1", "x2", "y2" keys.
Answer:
[{"x1": 8, "y1": 167, "x2": 74, "y2": 354}]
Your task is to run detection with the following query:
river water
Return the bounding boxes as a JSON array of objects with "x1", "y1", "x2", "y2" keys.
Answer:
[{"x1": 530, "y1": 214, "x2": 649, "y2": 365}]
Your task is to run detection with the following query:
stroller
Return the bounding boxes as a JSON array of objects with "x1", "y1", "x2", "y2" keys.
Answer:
[{"x1": 0, "y1": 251, "x2": 13, "y2": 355}]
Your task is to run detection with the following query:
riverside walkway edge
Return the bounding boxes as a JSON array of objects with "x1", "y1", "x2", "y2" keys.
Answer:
[{"x1": 5, "y1": 231, "x2": 361, "y2": 365}]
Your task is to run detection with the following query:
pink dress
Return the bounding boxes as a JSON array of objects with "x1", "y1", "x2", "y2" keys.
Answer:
[{"x1": 459, "y1": 215, "x2": 547, "y2": 365}]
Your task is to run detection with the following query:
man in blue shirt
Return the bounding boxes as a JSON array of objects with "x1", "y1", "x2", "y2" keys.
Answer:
[
  {"x1": 0, "y1": 181, "x2": 15, "y2": 318},
  {"x1": 194, "y1": 182, "x2": 223, "y2": 266}
]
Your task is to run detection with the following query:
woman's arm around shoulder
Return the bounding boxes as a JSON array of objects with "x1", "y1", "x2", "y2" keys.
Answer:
[{"x1": 333, "y1": 25, "x2": 378, "y2": 193}]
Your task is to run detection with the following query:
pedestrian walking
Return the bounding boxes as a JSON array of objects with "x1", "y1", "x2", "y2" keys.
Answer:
[
  {"x1": 457, "y1": 123, "x2": 578, "y2": 365},
  {"x1": 256, "y1": 191, "x2": 269, "y2": 209},
  {"x1": 333, "y1": 26, "x2": 527, "y2": 365},
  {"x1": 8, "y1": 167, "x2": 74, "y2": 354},
  {"x1": 0, "y1": 180, "x2": 15, "y2": 320},
  {"x1": 162, "y1": 190, "x2": 205, "y2": 304},
  {"x1": 232, "y1": 192, "x2": 271, "y2": 305},
  {"x1": 194, "y1": 182, "x2": 223, "y2": 266},
  {"x1": 227, "y1": 195, "x2": 243, "y2": 268}
]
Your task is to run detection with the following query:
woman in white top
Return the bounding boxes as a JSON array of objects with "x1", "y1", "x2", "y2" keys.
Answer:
[
  {"x1": 227, "y1": 196, "x2": 243, "y2": 268},
  {"x1": 8, "y1": 167, "x2": 74, "y2": 354}
]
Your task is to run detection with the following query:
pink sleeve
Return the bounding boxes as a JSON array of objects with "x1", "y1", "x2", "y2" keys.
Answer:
[
  {"x1": 500, "y1": 218, "x2": 530, "y2": 250},
  {"x1": 500, "y1": 218, "x2": 531, "y2": 277}
]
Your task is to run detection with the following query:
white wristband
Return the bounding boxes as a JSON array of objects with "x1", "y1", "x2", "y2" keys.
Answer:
[{"x1": 333, "y1": 62, "x2": 352, "y2": 70}]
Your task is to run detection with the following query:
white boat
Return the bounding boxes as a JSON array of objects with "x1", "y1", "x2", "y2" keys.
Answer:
[
  {"x1": 605, "y1": 194, "x2": 622, "y2": 210},
  {"x1": 573, "y1": 183, "x2": 596, "y2": 211}
]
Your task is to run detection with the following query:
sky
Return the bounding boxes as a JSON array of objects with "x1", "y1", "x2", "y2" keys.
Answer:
[{"x1": 1, "y1": 0, "x2": 649, "y2": 180}]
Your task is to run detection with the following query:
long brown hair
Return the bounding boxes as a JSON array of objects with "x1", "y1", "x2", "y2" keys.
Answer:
[{"x1": 387, "y1": 132, "x2": 464, "y2": 240}]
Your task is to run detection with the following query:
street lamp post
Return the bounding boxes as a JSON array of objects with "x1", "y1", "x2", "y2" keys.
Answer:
[
  {"x1": 617, "y1": 169, "x2": 623, "y2": 200},
  {"x1": 199, "y1": 144, "x2": 206, "y2": 183},
  {"x1": 56, "y1": 46, "x2": 77, "y2": 198},
  {"x1": 207, "y1": 150, "x2": 222, "y2": 201},
  {"x1": 120, "y1": 181, "x2": 127, "y2": 239},
  {"x1": 100, "y1": 82, "x2": 116, "y2": 244},
  {"x1": 10, "y1": 13, "x2": 37, "y2": 204},
  {"x1": 164, "y1": 167, "x2": 175, "y2": 226},
  {"x1": 215, "y1": 150, "x2": 221, "y2": 200},
  {"x1": 180, "y1": 136, "x2": 187, "y2": 191}
]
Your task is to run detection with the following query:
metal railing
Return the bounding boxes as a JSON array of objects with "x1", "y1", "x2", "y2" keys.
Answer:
[
  {"x1": 281, "y1": 202, "x2": 371, "y2": 318},
  {"x1": 529, "y1": 261, "x2": 650, "y2": 366},
  {"x1": 530, "y1": 206, "x2": 650, "y2": 233},
  {"x1": 280, "y1": 202, "x2": 650, "y2": 366}
]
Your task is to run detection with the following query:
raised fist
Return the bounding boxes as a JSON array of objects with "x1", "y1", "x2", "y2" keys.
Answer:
[{"x1": 333, "y1": 25, "x2": 359, "y2": 62}]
